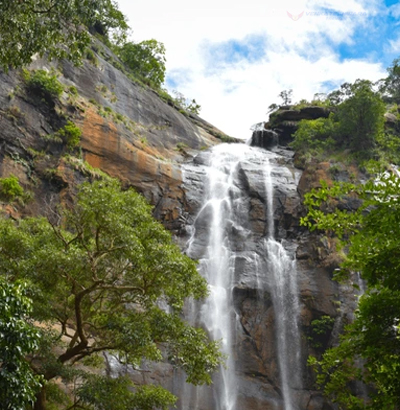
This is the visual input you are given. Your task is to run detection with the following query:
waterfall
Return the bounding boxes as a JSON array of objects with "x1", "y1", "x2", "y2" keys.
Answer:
[
  {"x1": 263, "y1": 158, "x2": 302, "y2": 410},
  {"x1": 185, "y1": 144, "x2": 248, "y2": 410},
  {"x1": 182, "y1": 143, "x2": 302, "y2": 410}
]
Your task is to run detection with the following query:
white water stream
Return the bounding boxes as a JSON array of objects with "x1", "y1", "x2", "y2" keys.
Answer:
[{"x1": 184, "y1": 143, "x2": 302, "y2": 410}]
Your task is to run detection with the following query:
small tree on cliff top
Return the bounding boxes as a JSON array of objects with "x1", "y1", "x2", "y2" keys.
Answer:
[{"x1": 0, "y1": 180, "x2": 222, "y2": 410}]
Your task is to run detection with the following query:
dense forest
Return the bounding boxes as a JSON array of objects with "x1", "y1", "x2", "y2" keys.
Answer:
[{"x1": 1, "y1": 1, "x2": 400, "y2": 410}]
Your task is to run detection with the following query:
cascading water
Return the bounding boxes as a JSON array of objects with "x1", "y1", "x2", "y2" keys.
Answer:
[
  {"x1": 185, "y1": 143, "x2": 251, "y2": 410},
  {"x1": 182, "y1": 143, "x2": 302, "y2": 410},
  {"x1": 263, "y1": 160, "x2": 302, "y2": 410}
]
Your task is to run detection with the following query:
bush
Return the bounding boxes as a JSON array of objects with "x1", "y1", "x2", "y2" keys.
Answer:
[
  {"x1": 308, "y1": 315, "x2": 335, "y2": 350},
  {"x1": 56, "y1": 121, "x2": 82, "y2": 149},
  {"x1": 290, "y1": 115, "x2": 337, "y2": 153},
  {"x1": 0, "y1": 175, "x2": 24, "y2": 200},
  {"x1": 25, "y1": 69, "x2": 64, "y2": 102}
]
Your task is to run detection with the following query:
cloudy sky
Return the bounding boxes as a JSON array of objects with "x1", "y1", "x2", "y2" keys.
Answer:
[{"x1": 116, "y1": 0, "x2": 400, "y2": 140}]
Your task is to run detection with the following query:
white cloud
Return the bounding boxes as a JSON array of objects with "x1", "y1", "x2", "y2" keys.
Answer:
[
  {"x1": 388, "y1": 36, "x2": 400, "y2": 54},
  {"x1": 116, "y1": 0, "x2": 386, "y2": 140}
]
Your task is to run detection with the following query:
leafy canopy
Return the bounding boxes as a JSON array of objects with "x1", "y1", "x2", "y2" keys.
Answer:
[
  {"x1": 303, "y1": 172, "x2": 400, "y2": 410},
  {"x1": 336, "y1": 80, "x2": 385, "y2": 152},
  {"x1": 0, "y1": 179, "x2": 222, "y2": 410},
  {"x1": 0, "y1": 0, "x2": 128, "y2": 70},
  {"x1": 118, "y1": 40, "x2": 167, "y2": 88}
]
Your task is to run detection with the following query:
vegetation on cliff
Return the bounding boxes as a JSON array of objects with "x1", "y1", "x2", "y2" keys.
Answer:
[
  {"x1": 304, "y1": 174, "x2": 400, "y2": 409},
  {"x1": 269, "y1": 63, "x2": 400, "y2": 169},
  {"x1": 286, "y1": 58, "x2": 400, "y2": 409}
]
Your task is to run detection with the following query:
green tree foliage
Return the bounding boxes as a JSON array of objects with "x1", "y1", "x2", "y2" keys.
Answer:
[
  {"x1": 0, "y1": 0, "x2": 128, "y2": 70},
  {"x1": 77, "y1": 375, "x2": 176, "y2": 410},
  {"x1": 84, "y1": 0, "x2": 129, "y2": 46},
  {"x1": 0, "y1": 175, "x2": 24, "y2": 201},
  {"x1": 0, "y1": 279, "x2": 42, "y2": 410},
  {"x1": 55, "y1": 121, "x2": 82, "y2": 149},
  {"x1": 172, "y1": 90, "x2": 202, "y2": 114},
  {"x1": 381, "y1": 57, "x2": 400, "y2": 103},
  {"x1": 118, "y1": 40, "x2": 167, "y2": 88},
  {"x1": 336, "y1": 80, "x2": 385, "y2": 152},
  {"x1": 0, "y1": 180, "x2": 222, "y2": 410},
  {"x1": 303, "y1": 173, "x2": 400, "y2": 409},
  {"x1": 290, "y1": 115, "x2": 337, "y2": 155}
]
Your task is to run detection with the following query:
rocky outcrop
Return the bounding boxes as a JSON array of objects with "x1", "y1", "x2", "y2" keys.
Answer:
[{"x1": 251, "y1": 106, "x2": 332, "y2": 148}]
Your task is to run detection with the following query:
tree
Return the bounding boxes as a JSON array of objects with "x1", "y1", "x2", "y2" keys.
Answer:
[
  {"x1": 336, "y1": 79, "x2": 385, "y2": 152},
  {"x1": 0, "y1": 279, "x2": 42, "y2": 410},
  {"x1": 302, "y1": 173, "x2": 400, "y2": 409},
  {"x1": 0, "y1": 180, "x2": 222, "y2": 410},
  {"x1": 278, "y1": 89, "x2": 293, "y2": 105},
  {"x1": 172, "y1": 90, "x2": 202, "y2": 114},
  {"x1": 0, "y1": 0, "x2": 128, "y2": 70},
  {"x1": 118, "y1": 40, "x2": 166, "y2": 88},
  {"x1": 381, "y1": 57, "x2": 400, "y2": 103}
]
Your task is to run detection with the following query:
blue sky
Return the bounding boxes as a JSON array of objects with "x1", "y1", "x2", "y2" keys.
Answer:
[{"x1": 117, "y1": 0, "x2": 400, "y2": 139}]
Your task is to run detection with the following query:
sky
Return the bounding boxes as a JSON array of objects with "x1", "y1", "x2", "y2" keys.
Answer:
[{"x1": 116, "y1": 0, "x2": 400, "y2": 140}]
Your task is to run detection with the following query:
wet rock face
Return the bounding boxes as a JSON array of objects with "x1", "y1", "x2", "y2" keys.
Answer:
[
  {"x1": 174, "y1": 144, "x2": 356, "y2": 410},
  {"x1": 249, "y1": 129, "x2": 278, "y2": 150}
]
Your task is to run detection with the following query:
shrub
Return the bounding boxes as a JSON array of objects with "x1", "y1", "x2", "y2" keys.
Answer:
[
  {"x1": 307, "y1": 315, "x2": 335, "y2": 350},
  {"x1": 25, "y1": 69, "x2": 64, "y2": 102},
  {"x1": 0, "y1": 175, "x2": 24, "y2": 200},
  {"x1": 290, "y1": 115, "x2": 337, "y2": 154},
  {"x1": 337, "y1": 80, "x2": 385, "y2": 152},
  {"x1": 69, "y1": 86, "x2": 78, "y2": 96},
  {"x1": 118, "y1": 40, "x2": 166, "y2": 88},
  {"x1": 56, "y1": 121, "x2": 82, "y2": 149},
  {"x1": 176, "y1": 142, "x2": 188, "y2": 152}
]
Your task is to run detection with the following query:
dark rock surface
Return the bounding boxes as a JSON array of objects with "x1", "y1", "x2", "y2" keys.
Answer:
[{"x1": 250, "y1": 106, "x2": 333, "y2": 148}]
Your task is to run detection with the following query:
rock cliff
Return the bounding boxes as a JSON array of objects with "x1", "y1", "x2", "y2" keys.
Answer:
[
  {"x1": 0, "y1": 41, "x2": 234, "y2": 231},
  {"x1": 0, "y1": 45, "x2": 361, "y2": 409}
]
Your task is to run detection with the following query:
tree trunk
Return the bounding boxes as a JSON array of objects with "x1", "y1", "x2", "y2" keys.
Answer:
[{"x1": 33, "y1": 386, "x2": 47, "y2": 410}]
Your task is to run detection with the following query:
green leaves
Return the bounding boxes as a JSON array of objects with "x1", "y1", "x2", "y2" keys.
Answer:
[
  {"x1": 0, "y1": 179, "x2": 222, "y2": 409},
  {"x1": 0, "y1": 0, "x2": 128, "y2": 70},
  {"x1": 0, "y1": 174, "x2": 24, "y2": 201},
  {"x1": 291, "y1": 115, "x2": 337, "y2": 154},
  {"x1": 0, "y1": 279, "x2": 42, "y2": 410},
  {"x1": 118, "y1": 40, "x2": 167, "y2": 88},
  {"x1": 77, "y1": 375, "x2": 177, "y2": 410},
  {"x1": 336, "y1": 80, "x2": 385, "y2": 153},
  {"x1": 304, "y1": 173, "x2": 400, "y2": 409},
  {"x1": 24, "y1": 69, "x2": 64, "y2": 102}
]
